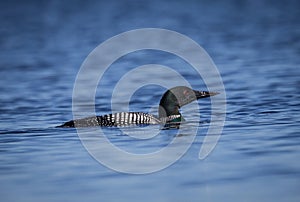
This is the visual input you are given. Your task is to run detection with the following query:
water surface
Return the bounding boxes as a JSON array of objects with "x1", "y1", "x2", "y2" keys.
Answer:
[{"x1": 0, "y1": 0, "x2": 299, "y2": 201}]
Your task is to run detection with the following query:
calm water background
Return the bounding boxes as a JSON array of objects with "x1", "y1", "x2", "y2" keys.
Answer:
[{"x1": 1, "y1": 0, "x2": 300, "y2": 201}]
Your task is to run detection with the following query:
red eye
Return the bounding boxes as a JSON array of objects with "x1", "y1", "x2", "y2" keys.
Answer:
[{"x1": 183, "y1": 90, "x2": 189, "y2": 96}]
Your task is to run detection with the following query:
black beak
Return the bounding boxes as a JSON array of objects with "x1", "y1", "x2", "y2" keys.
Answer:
[{"x1": 194, "y1": 90, "x2": 219, "y2": 99}]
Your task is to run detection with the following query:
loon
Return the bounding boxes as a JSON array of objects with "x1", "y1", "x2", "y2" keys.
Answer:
[{"x1": 57, "y1": 86, "x2": 218, "y2": 128}]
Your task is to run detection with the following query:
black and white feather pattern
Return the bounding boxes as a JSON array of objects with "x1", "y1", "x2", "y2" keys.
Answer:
[
  {"x1": 97, "y1": 112, "x2": 161, "y2": 126},
  {"x1": 59, "y1": 112, "x2": 180, "y2": 127}
]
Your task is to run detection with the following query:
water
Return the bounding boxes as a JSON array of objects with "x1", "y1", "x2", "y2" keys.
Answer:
[{"x1": 1, "y1": 0, "x2": 300, "y2": 201}]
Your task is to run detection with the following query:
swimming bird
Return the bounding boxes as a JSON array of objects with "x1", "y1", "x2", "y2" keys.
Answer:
[{"x1": 57, "y1": 86, "x2": 218, "y2": 128}]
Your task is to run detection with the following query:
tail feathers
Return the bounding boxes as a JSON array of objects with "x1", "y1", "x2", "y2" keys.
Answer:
[{"x1": 56, "y1": 116, "x2": 99, "y2": 128}]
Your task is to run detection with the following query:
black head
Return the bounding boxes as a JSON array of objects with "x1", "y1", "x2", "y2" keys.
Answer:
[{"x1": 158, "y1": 86, "x2": 218, "y2": 118}]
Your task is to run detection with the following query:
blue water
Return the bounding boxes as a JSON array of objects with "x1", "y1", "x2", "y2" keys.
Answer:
[{"x1": 1, "y1": 0, "x2": 300, "y2": 201}]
